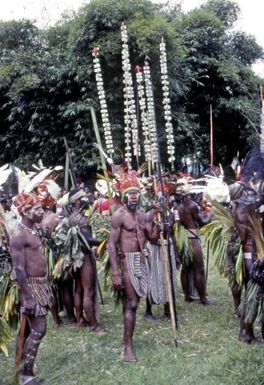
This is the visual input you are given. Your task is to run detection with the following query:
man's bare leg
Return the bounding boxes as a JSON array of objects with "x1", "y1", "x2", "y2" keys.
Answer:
[
  {"x1": 50, "y1": 292, "x2": 62, "y2": 327},
  {"x1": 60, "y1": 279, "x2": 76, "y2": 324},
  {"x1": 192, "y1": 241, "x2": 210, "y2": 305},
  {"x1": 231, "y1": 282, "x2": 242, "y2": 317},
  {"x1": 18, "y1": 316, "x2": 47, "y2": 385},
  {"x1": 180, "y1": 266, "x2": 193, "y2": 302},
  {"x1": 81, "y1": 258, "x2": 107, "y2": 334},
  {"x1": 74, "y1": 275, "x2": 88, "y2": 326},
  {"x1": 122, "y1": 271, "x2": 139, "y2": 362},
  {"x1": 144, "y1": 298, "x2": 157, "y2": 322}
]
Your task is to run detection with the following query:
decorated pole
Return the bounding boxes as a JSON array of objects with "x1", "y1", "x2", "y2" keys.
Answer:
[
  {"x1": 143, "y1": 61, "x2": 159, "y2": 170},
  {"x1": 92, "y1": 47, "x2": 114, "y2": 156},
  {"x1": 149, "y1": 53, "x2": 178, "y2": 344},
  {"x1": 121, "y1": 22, "x2": 139, "y2": 167},
  {"x1": 210, "y1": 104, "x2": 214, "y2": 171},
  {"x1": 135, "y1": 65, "x2": 152, "y2": 176},
  {"x1": 159, "y1": 38, "x2": 175, "y2": 171},
  {"x1": 90, "y1": 107, "x2": 114, "y2": 213}
]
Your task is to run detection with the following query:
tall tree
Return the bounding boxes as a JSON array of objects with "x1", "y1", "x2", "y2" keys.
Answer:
[{"x1": 0, "y1": 0, "x2": 263, "y2": 175}]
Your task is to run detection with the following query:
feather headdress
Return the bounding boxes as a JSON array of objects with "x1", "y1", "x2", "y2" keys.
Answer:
[
  {"x1": 23, "y1": 166, "x2": 63, "y2": 194},
  {"x1": 113, "y1": 170, "x2": 141, "y2": 196},
  {"x1": 37, "y1": 179, "x2": 61, "y2": 208}
]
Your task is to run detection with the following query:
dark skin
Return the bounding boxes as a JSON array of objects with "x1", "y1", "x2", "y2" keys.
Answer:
[
  {"x1": 70, "y1": 200, "x2": 106, "y2": 333},
  {"x1": 10, "y1": 202, "x2": 46, "y2": 385},
  {"x1": 108, "y1": 190, "x2": 161, "y2": 362},
  {"x1": 177, "y1": 194, "x2": 211, "y2": 305},
  {"x1": 233, "y1": 200, "x2": 261, "y2": 343}
]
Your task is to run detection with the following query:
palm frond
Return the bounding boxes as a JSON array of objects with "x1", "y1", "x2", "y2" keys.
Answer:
[
  {"x1": 174, "y1": 222, "x2": 193, "y2": 265},
  {"x1": 0, "y1": 317, "x2": 12, "y2": 356},
  {"x1": 248, "y1": 213, "x2": 264, "y2": 259},
  {"x1": 137, "y1": 162, "x2": 148, "y2": 176},
  {"x1": 241, "y1": 279, "x2": 264, "y2": 323}
]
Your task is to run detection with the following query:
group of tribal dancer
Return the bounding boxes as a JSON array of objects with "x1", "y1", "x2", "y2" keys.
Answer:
[{"x1": 0, "y1": 147, "x2": 264, "y2": 385}]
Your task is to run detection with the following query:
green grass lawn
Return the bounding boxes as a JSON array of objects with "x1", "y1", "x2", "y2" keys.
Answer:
[{"x1": 1, "y1": 264, "x2": 263, "y2": 385}]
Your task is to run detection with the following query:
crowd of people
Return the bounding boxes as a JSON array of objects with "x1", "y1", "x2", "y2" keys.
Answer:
[{"x1": 0, "y1": 159, "x2": 263, "y2": 385}]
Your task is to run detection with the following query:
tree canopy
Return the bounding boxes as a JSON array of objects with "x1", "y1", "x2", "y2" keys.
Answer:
[{"x1": 0, "y1": 0, "x2": 263, "y2": 177}]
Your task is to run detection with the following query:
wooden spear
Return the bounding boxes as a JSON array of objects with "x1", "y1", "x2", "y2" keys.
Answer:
[
  {"x1": 153, "y1": 175, "x2": 177, "y2": 346},
  {"x1": 210, "y1": 104, "x2": 214, "y2": 172}
]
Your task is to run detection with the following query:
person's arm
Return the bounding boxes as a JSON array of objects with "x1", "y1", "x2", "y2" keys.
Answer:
[
  {"x1": 192, "y1": 202, "x2": 211, "y2": 227},
  {"x1": 145, "y1": 211, "x2": 162, "y2": 242},
  {"x1": 108, "y1": 212, "x2": 123, "y2": 290},
  {"x1": 10, "y1": 232, "x2": 36, "y2": 314},
  {"x1": 234, "y1": 209, "x2": 248, "y2": 246},
  {"x1": 83, "y1": 224, "x2": 102, "y2": 246},
  {"x1": 40, "y1": 212, "x2": 60, "y2": 237}
]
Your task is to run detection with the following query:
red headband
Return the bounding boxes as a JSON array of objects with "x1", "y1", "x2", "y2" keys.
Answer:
[{"x1": 13, "y1": 193, "x2": 39, "y2": 215}]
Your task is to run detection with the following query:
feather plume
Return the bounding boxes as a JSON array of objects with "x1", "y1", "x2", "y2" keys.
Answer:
[
  {"x1": 23, "y1": 166, "x2": 63, "y2": 193},
  {"x1": 91, "y1": 143, "x2": 113, "y2": 166},
  {"x1": 23, "y1": 169, "x2": 54, "y2": 193},
  {"x1": 14, "y1": 167, "x2": 30, "y2": 193},
  {"x1": 0, "y1": 165, "x2": 12, "y2": 188},
  {"x1": 57, "y1": 192, "x2": 69, "y2": 206},
  {"x1": 45, "y1": 180, "x2": 61, "y2": 200}
]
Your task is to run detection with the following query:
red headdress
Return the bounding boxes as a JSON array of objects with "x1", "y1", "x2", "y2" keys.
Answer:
[
  {"x1": 13, "y1": 193, "x2": 39, "y2": 215},
  {"x1": 114, "y1": 170, "x2": 141, "y2": 198}
]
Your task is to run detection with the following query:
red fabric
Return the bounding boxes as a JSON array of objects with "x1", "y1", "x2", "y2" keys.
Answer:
[
  {"x1": 94, "y1": 198, "x2": 110, "y2": 213},
  {"x1": 100, "y1": 199, "x2": 110, "y2": 211},
  {"x1": 14, "y1": 193, "x2": 39, "y2": 214}
]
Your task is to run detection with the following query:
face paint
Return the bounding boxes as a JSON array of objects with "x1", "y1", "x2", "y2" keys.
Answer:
[
  {"x1": 126, "y1": 190, "x2": 140, "y2": 210},
  {"x1": 27, "y1": 202, "x2": 44, "y2": 223}
]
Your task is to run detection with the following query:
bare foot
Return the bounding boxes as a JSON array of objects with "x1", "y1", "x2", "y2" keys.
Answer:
[
  {"x1": 200, "y1": 298, "x2": 217, "y2": 306},
  {"x1": 90, "y1": 325, "x2": 108, "y2": 335},
  {"x1": 123, "y1": 346, "x2": 137, "y2": 363},
  {"x1": 239, "y1": 333, "x2": 262, "y2": 344},
  {"x1": 144, "y1": 314, "x2": 158, "y2": 323},
  {"x1": 77, "y1": 319, "x2": 89, "y2": 327},
  {"x1": 53, "y1": 318, "x2": 62, "y2": 328},
  {"x1": 233, "y1": 310, "x2": 241, "y2": 319},
  {"x1": 184, "y1": 296, "x2": 194, "y2": 303},
  {"x1": 68, "y1": 316, "x2": 77, "y2": 325}
]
